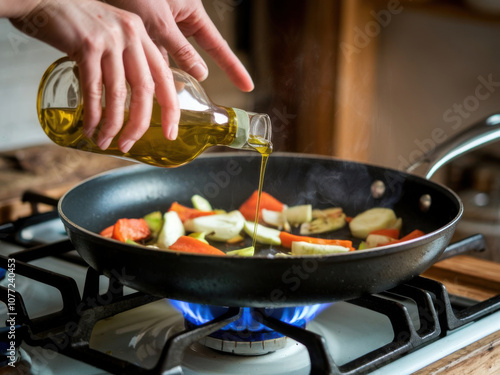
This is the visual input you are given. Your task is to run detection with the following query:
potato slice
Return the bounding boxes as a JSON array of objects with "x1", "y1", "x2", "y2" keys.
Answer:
[{"x1": 349, "y1": 208, "x2": 397, "y2": 239}]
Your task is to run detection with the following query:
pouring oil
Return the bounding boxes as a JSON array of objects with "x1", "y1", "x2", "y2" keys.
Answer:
[{"x1": 249, "y1": 136, "x2": 273, "y2": 248}]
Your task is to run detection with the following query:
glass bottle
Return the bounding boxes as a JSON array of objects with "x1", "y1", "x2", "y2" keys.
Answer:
[{"x1": 37, "y1": 57, "x2": 272, "y2": 168}]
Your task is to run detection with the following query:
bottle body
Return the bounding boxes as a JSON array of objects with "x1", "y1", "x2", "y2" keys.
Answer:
[{"x1": 37, "y1": 57, "x2": 272, "y2": 168}]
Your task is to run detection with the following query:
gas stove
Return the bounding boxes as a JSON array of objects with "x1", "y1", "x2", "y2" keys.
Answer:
[{"x1": 1, "y1": 193, "x2": 500, "y2": 374}]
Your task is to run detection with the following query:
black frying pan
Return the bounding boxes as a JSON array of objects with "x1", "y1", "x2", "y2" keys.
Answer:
[{"x1": 58, "y1": 115, "x2": 500, "y2": 308}]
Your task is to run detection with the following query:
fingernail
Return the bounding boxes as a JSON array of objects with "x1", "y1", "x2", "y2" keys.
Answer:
[
  {"x1": 167, "y1": 125, "x2": 178, "y2": 140},
  {"x1": 189, "y1": 62, "x2": 208, "y2": 81},
  {"x1": 97, "y1": 135, "x2": 113, "y2": 150},
  {"x1": 120, "y1": 139, "x2": 134, "y2": 153}
]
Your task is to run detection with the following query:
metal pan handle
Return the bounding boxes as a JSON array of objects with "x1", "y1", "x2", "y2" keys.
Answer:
[
  {"x1": 438, "y1": 234, "x2": 486, "y2": 261},
  {"x1": 406, "y1": 114, "x2": 500, "y2": 179}
]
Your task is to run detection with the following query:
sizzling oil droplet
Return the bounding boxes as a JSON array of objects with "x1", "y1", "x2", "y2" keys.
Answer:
[{"x1": 249, "y1": 135, "x2": 273, "y2": 248}]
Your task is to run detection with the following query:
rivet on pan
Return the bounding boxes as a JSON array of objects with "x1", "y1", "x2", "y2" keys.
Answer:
[
  {"x1": 371, "y1": 180, "x2": 386, "y2": 199},
  {"x1": 420, "y1": 194, "x2": 432, "y2": 212}
]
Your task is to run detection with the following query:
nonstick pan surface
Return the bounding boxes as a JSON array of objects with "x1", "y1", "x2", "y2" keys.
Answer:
[{"x1": 59, "y1": 153, "x2": 462, "y2": 307}]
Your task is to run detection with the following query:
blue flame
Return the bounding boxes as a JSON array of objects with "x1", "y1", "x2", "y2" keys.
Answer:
[{"x1": 169, "y1": 300, "x2": 330, "y2": 335}]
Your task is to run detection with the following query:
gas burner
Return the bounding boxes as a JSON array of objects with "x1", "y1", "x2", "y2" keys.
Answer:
[{"x1": 173, "y1": 303, "x2": 327, "y2": 356}]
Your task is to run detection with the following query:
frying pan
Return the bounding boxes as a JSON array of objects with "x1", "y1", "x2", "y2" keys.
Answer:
[{"x1": 59, "y1": 114, "x2": 500, "y2": 307}]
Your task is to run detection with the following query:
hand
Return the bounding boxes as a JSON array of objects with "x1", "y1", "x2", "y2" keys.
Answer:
[
  {"x1": 9, "y1": 0, "x2": 179, "y2": 152},
  {"x1": 105, "y1": 0, "x2": 254, "y2": 92}
]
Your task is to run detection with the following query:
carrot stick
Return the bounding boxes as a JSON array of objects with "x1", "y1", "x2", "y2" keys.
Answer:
[
  {"x1": 369, "y1": 228, "x2": 400, "y2": 239},
  {"x1": 391, "y1": 229, "x2": 425, "y2": 244},
  {"x1": 112, "y1": 218, "x2": 151, "y2": 242},
  {"x1": 239, "y1": 191, "x2": 285, "y2": 221},
  {"x1": 168, "y1": 202, "x2": 215, "y2": 222},
  {"x1": 168, "y1": 236, "x2": 226, "y2": 256},
  {"x1": 279, "y1": 232, "x2": 353, "y2": 251}
]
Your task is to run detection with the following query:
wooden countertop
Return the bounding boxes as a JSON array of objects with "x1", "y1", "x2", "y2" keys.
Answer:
[
  {"x1": 418, "y1": 255, "x2": 500, "y2": 374},
  {"x1": 0, "y1": 144, "x2": 132, "y2": 222}
]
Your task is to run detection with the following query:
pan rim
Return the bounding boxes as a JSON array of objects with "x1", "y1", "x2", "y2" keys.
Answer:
[{"x1": 58, "y1": 151, "x2": 463, "y2": 261}]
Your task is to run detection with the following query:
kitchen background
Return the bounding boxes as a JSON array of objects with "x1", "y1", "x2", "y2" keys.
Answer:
[{"x1": 1, "y1": 0, "x2": 500, "y2": 257}]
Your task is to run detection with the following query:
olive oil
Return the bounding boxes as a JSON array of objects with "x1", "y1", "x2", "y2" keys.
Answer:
[
  {"x1": 40, "y1": 103, "x2": 239, "y2": 168},
  {"x1": 249, "y1": 136, "x2": 273, "y2": 248}
]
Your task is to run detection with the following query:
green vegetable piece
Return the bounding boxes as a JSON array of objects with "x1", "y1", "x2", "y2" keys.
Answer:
[
  {"x1": 358, "y1": 241, "x2": 368, "y2": 250},
  {"x1": 188, "y1": 232, "x2": 209, "y2": 244},
  {"x1": 191, "y1": 194, "x2": 213, "y2": 212},
  {"x1": 143, "y1": 211, "x2": 163, "y2": 235},
  {"x1": 227, "y1": 246, "x2": 255, "y2": 257},
  {"x1": 125, "y1": 239, "x2": 139, "y2": 245}
]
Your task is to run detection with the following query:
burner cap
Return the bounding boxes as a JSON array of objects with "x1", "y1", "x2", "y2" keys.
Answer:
[{"x1": 200, "y1": 335, "x2": 288, "y2": 356}]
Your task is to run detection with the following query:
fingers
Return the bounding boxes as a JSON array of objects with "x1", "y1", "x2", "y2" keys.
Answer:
[
  {"x1": 117, "y1": 43, "x2": 155, "y2": 153},
  {"x1": 161, "y1": 12, "x2": 209, "y2": 82},
  {"x1": 97, "y1": 52, "x2": 128, "y2": 149},
  {"x1": 142, "y1": 37, "x2": 180, "y2": 141},
  {"x1": 79, "y1": 55, "x2": 103, "y2": 140},
  {"x1": 190, "y1": 12, "x2": 254, "y2": 92}
]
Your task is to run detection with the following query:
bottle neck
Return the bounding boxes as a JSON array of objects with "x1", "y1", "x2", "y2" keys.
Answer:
[{"x1": 229, "y1": 108, "x2": 273, "y2": 154}]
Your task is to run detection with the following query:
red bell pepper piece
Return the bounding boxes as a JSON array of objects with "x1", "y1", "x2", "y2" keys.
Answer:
[
  {"x1": 112, "y1": 218, "x2": 151, "y2": 242},
  {"x1": 239, "y1": 191, "x2": 285, "y2": 221}
]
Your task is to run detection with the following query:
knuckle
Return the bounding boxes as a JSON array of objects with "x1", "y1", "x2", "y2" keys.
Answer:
[
  {"x1": 172, "y1": 44, "x2": 198, "y2": 63},
  {"x1": 120, "y1": 13, "x2": 142, "y2": 35},
  {"x1": 132, "y1": 77, "x2": 155, "y2": 98},
  {"x1": 107, "y1": 84, "x2": 129, "y2": 103}
]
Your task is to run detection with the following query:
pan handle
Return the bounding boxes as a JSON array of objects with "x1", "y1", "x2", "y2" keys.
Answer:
[
  {"x1": 406, "y1": 114, "x2": 500, "y2": 179},
  {"x1": 438, "y1": 234, "x2": 486, "y2": 262}
]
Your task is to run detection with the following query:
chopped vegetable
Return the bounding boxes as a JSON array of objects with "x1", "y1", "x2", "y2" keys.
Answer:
[
  {"x1": 261, "y1": 209, "x2": 285, "y2": 228},
  {"x1": 184, "y1": 210, "x2": 245, "y2": 241},
  {"x1": 227, "y1": 246, "x2": 255, "y2": 256},
  {"x1": 168, "y1": 201, "x2": 215, "y2": 222},
  {"x1": 291, "y1": 241, "x2": 351, "y2": 256},
  {"x1": 243, "y1": 221, "x2": 281, "y2": 245},
  {"x1": 349, "y1": 208, "x2": 398, "y2": 239},
  {"x1": 279, "y1": 232, "x2": 353, "y2": 250},
  {"x1": 143, "y1": 211, "x2": 163, "y2": 238},
  {"x1": 100, "y1": 225, "x2": 114, "y2": 238},
  {"x1": 365, "y1": 234, "x2": 394, "y2": 248},
  {"x1": 188, "y1": 232, "x2": 209, "y2": 244},
  {"x1": 191, "y1": 195, "x2": 213, "y2": 212},
  {"x1": 168, "y1": 236, "x2": 226, "y2": 256},
  {"x1": 300, "y1": 207, "x2": 346, "y2": 235},
  {"x1": 226, "y1": 234, "x2": 245, "y2": 244},
  {"x1": 392, "y1": 229, "x2": 425, "y2": 244},
  {"x1": 112, "y1": 218, "x2": 151, "y2": 242},
  {"x1": 369, "y1": 228, "x2": 400, "y2": 239},
  {"x1": 157, "y1": 211, "x2": 185, "y2": 248},
  {"x1": 238, "y1": 191, "x2": 285, "y2": 221},
  {"x1": 284, "y1": 205, "x2": 312, "y2": 226}
]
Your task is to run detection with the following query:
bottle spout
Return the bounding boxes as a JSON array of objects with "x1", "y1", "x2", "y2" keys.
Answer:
[{"x1": 229, "y1": 109, "x2": 273, "y2": 153}]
